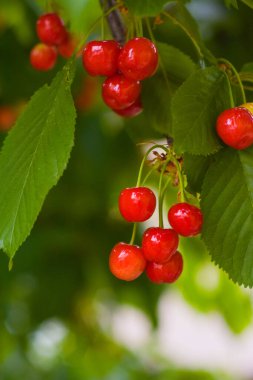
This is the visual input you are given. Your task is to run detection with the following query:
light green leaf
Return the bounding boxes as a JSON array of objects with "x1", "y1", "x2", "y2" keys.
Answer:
[
  {"x1": 201, "y1": 147, "x2": 253, "y2": 287},
  {"x1": 0, "y1": 62, "x2": 76, "y2": 259},
  {"x1": 172, "y1": 66, "x2": 231, "y2": 155}
]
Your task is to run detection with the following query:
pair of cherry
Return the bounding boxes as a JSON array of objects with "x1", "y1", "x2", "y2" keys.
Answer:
[
  {"x1": 30, "y1": 13, "x2": 76, "y2": 71},
  {"x1": 109, "y1": 186, "x2": 203, "y2": 284},
  {"x1": 82, "y1": 37, "x2": 159, "y2": 117}
]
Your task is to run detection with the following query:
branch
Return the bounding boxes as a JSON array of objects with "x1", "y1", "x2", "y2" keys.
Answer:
[{"x1": 99, "y1": 0, "x2": 126, "y2": 45}]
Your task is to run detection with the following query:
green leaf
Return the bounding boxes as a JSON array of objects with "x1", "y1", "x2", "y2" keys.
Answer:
[
  {"x1": 201, "y1": 147, "x2": 253, "y2": 287},
  {"x1": 157, "y1": 42, "x2": 197, "y2": 83},
  {"x1": 172, "y1": 66, "x2": 231, "y2": 155},
  {"x1": 240, "y1": 0, "x2": 253, "y2": 9},
  {"x1": 0, "y1": 62, "x2": 76, "y2": 259},
  {"x1": 224, "y1": 0, "x2": 238, "y2": 8},
  {"x1": 124, "y1": 0, "x2": 170, "y2": 16},
  {"x1": 183, "y1": 153, "x2": 214, "y2": 193}
]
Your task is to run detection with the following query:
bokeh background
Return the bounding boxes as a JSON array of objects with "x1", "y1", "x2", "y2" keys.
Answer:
[{"x1": 1, "y1": 0, "x2": 253, "y2": 379}]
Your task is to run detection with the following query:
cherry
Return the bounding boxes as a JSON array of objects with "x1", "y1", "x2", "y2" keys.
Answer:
[
  {"x1": 36, "y1": 13, "x2": 68, "y2": 46},
  {"x1": 113, "y1": 98, "x2": 143, "y2": 118},
  {"x1": 168, "y1": 202, "x2": 203, "y2": 237},
  {"x1": 109, "y1": 242, "x2": 146, "y2": 281},
  {"x1": 102, "y1": 74, "x2": 141, "y2": 110},
  {"x1": 82, "y1": 40, "x2": 121, "y2": 77},
  {"x1": 216, "y1": 107, "x2": 253, "y2": 150},
  {"x1": 118, "y1": 37, "x2": 159, "y2": 81},
  {"x1": 146, "y1": 251, "x2": 183, "y2": 284},
  {"x1": 58, "y1": 34, "x2": 76, "y2": 58},
  {"x1": 119, "y1": 187, "x2": 156, "y2": 222},
  {"x1": 142, "y1": 227, "x2": 179, "y2": 263},
  {"x1": 30, "y1": 43, "x2": 57, "y2": 71}
]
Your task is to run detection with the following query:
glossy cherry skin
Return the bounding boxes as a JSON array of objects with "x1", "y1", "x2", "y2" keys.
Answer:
[
  {"x1": 109, "y1": 242, "x2": 146, "y2": 281},
  {"x1": 118, "y1": 37, "x2": 159, "y2": 81},
  {"x1": 113, "y1": 98, "x2": 143, "y2": 118},
  {"x1": 119, "y1": 187, "x2": 156, "y2": 222},
  {"x1": 82, "y1": 40, "x2": 121, "y2": 77},
  {"x1": 142, "y1": 227, "x2": 179, "y2": 264},
  {"x1": 216, "y1": 107, "x2": 253, "y2": 150},
  {"x1": 30, "y1": 44, "x2": 57, "y2": 71},
  {"x1": 146, "y1": 251, "x2": 183, "y2": 284},
  {"x1": 102, "y1": 74, "x2": 141, "y2": 110},
  {"x1": 168, "y1": 202, "x2": 203, "y2": 237},
  {"x1": 36, "y1": 13, "x2": 68, "y2": 46}
]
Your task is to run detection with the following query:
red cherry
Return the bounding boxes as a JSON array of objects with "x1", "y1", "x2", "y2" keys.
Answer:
[
  {"x1": 36, "y1": 13, "x2": 68, "y2": 46},
  {"x1": 119, "y1": 187, "x2": 156, "y2": 222},
  {"x1": 113, "y1": 98, "x2": 143, "y2": 118},
  {"x1": 30, "y1": 43, "x2": 57, "y2": 71},
  {"x1": 146, "y1": 251, "x2": 183, "y2": 284},
  {"x1": 102, "y1": 74, "x2": 141, "y2": 110},
  {"x1": 109, "y1": 242, "x2": 146, "y2": 281},
  {"x1": 82, "y1": 40, "x2": 121, "y2": 77},
  {"x1": 58, "y1": 34, "x2": 77, "y2": 58},
  {"x1": 142, "y1": 227, "x2": 179, "y2": 263},
  {"x1": 118, "y1": 37, "x2": 159, "y2": 81},
  {"x1": 216, "y1": 107, "x2": 253, "y2": 150},
  {"x1": 168, "y1": 202, "x2": 203, "y2": 237}
]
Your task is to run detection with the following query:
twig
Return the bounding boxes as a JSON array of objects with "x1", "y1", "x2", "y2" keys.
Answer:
[{"x1": 99, "y1": 0, "x2": 126, "y2": 45}]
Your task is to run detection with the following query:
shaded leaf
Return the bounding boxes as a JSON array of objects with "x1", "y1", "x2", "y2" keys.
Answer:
[
  {"x1": 172, "y1": 66, "x2": 231, "y2": 155},
  {"x1": 183, "y1": 153, "x2": 214, "y2": 193},
  {"x1": 124, "y1": 0, "x2": 170, "y2": 16}
]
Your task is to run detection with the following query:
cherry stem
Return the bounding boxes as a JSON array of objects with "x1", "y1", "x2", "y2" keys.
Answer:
[
  {"x1": 129, "y1": 223, "x2": 137, "y2": 245},
  {"x1": 218, "y1": 58, "x2": 247, "y2": 104},
  {"x1": 142, "y1": 162, "x2": 160, "y2": 185},
  {"x1": 136, "y1": 144, "x2": 169, "y2": 187},
  {"x1": 158, "y1": 156, "x2": 172, "y2": 228},
  {"x1": 224, "y1": 71, "x2": 235, "y2": 108}
]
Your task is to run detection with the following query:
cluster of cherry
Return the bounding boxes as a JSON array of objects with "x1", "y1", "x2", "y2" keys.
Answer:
[
  {"x1": 30, "y1": 13, "x2": 76, "y2": 71},
  {"x1": 109, "y1": 186, "x2": 203, "y2": 284},
  {"x1": 82, "y1": 37, "x2": 158, "y2": 117}
]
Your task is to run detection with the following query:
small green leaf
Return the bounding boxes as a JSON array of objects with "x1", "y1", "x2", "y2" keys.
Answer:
[
  {"x1": 172, "y1": 66, "x2": 231, "y2": 155},
  {"x1": 124, "y1": 0, "x2": 170, "y2": 16},
  {"x1": 240, "y1": 0, "x2": 253, "y2": 9},
  {"x1": 183, "y1": 153, "x2": 214, "y2": 193},
  {"x1": 201, "y1": 147, "x2": 253, "y2": 287},
  {"x1": 0, "y1": 62, "x2": 76, "y2": 259}
]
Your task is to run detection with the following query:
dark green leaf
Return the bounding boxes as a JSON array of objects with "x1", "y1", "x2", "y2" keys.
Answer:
[
  {"x1": 157, "y1": 42, "x2": 197, "y2": 83},
  {"x1": 183, "y1": 153, "x2": 214, "y2": 193},
  {"x1": 201, "y1": 147, "x2": 253, "y2": 287},
  {"x1": 0, "y1": 62, "x2": 76, "y2": 259},
  {"x1": 172, "y1": 66, "x2": 231, "y2": 155},
  {"x1": 224, "y1": 0, "x2": 238, "y2": 8},
  {"x1": 240, "y1": 0, "x2": 253, "y2": 9}
]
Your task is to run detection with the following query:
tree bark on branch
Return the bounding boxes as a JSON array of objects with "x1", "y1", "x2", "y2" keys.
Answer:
[{"x1": 99, "y1": 0, "x2": 126, "y2": 45}]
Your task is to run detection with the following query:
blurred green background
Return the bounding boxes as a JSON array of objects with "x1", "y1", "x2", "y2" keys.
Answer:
[{"x1": 1, "y1": 0, "x2": 253, "y2": 379}]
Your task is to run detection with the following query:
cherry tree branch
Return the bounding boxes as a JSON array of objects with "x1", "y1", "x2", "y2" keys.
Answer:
[{"x1": 99, "y1": 0, "x2": 126, "y2": 45}]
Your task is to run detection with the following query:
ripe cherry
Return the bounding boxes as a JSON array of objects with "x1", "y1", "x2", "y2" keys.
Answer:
[
  {"x1": 216, "y1": 107, "x2": 253, "y2": 150},
  {"x1": 102, "y1": 74, "x2": 141, "y2": 110},
  {"x1": 118, "y1": 37, "x2": 159, "y2": 81},
  {"x1": 113, "y1": 98, "x2": 143, "y2": 118},
  {"x1": 146, "y1": 251, "x2": 183, "y2": 284},
  {"x1": 82, "y1": 40, "x2": 121, "y2": 77},
  {"x1": 119, "y1": 187, "x2": 156, "y2": 222},
  {"x1": 168, "y1": 202, "x2": 203, "y2": 237},
  {"x1": 36, "y1": 13, "x2": 68, "y2": 46},
  {"x1": 142, "y1": 227, "x2": 179, "y2": 263},
  {"x1": 30, "y1": 43, "x2": 57, "y2": 71},
  {"x1": 109, "y1": 242, "x2": 146, "y2": 281},
  {"x1": 58, "y1": 34, "x2": 76, "y2": 58}
]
